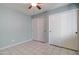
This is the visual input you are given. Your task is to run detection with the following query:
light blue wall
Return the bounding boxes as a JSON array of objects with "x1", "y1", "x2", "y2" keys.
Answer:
[{"x1": 0, "y1": 6, "x2": 32, "y2": 48}]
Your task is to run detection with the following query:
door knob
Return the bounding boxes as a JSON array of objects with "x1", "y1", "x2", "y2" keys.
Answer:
[{"x1": 75, "y1": 32, "x2": 78, "y2": 34}]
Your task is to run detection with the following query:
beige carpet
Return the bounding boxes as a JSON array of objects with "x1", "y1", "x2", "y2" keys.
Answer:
[{"x1": 0, "y1": 40, "x2": 78, "y2": 55}]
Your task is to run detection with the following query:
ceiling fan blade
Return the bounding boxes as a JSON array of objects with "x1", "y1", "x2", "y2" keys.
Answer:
[
  {"x1": 36, "y1": 5, "x2": 41, "y2": 10},
  {"x1": 28, "y1": 5, "x2": 32, "y2": 9}
]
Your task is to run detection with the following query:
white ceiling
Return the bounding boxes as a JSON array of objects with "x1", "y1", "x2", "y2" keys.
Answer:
[{"x1": 0, "y1": 3, "x2": 70, "y2": 16}]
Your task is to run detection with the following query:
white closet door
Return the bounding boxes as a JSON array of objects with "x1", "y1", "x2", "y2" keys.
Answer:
[
  {"x1": 49, "y1": 9, "x2": 78, "y2": 50},
  {"x1": 32, "y1": 16, "x2": 48, "y2": 42},
  {"x1": 49, "y1": 13, "x2": 62, "y2": 45}
]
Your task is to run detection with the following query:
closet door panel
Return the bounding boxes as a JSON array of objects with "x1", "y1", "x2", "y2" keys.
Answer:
[{"x1": 49, "y1": 9, "x2": 78, "y2": 50}]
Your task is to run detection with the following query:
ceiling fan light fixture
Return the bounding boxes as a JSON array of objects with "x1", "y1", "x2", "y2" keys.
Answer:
[
  {"x1": 31, "y1": 3, "x2": 37, "y2": 6},
  {"x1": 28, "y1": 3, "x2": 42, "y2": 10}
]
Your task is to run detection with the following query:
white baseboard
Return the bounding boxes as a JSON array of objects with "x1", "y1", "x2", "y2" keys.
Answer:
[{"x1": 0, "y1": 39, "x2": 32, "y2": 50}]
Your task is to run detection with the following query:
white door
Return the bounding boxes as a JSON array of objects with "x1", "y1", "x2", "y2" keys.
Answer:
[
  {"x1": 32, "y1": 15, "x2": 48, "y2": 42},
  {"x1": 49, "y1": 9, "x2": 78, "y2": 50},
  {"x1": 49, "y1": 13, "x2": 62, "y2": 45}
]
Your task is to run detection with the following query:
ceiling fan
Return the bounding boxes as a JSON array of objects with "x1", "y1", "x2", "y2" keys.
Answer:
[{"x1": 28, "y1": 3, "x2": 42, "y2": 10}]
